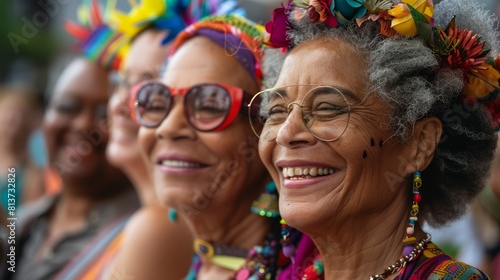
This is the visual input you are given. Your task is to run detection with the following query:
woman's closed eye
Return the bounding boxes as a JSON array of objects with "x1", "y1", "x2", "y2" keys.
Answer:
[{"x1": 53, "y1": 100, "x2": 81, "y2": 115}]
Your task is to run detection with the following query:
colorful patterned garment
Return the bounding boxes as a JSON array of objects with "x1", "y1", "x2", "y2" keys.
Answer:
[
  {"x1": 397, "y1": 242, "x2": 491, "y2": 280},
  {"x1": 53, "y1": 215, "x2": 130, "y2": 280}
]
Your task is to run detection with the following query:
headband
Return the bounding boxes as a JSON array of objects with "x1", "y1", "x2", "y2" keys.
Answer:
[{"x1": 169, "y1": 14, "x2": 268, "y2": 88}]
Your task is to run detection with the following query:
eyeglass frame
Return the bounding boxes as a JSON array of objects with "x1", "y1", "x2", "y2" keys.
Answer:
[
  {"x1": 130, "y1": 80, "x2": 262, "y2": 132},
  {"x1": 247, "y1": 84, "x2": 358, "y2": 142}
]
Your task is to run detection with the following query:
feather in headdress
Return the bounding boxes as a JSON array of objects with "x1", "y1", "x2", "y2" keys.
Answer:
[
  {"x1": 107, "y1": 0, "x2": 244, "y2": 45},
  {"x1": 65, "y1": 0, "x2": 129, "y2": 70}
]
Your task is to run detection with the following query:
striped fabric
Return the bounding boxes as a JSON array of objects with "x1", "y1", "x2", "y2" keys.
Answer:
[{"x1": 53, "y1": 215, "x2": 130, "y2": 280}]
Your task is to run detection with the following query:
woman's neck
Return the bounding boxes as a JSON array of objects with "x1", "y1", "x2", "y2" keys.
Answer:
[
  {"x1": 186, "y1": 201, "x2": 271, "y2": 278},
  {"x1": 45, "y1": 188, "x2": 100, "y2": 245},
  {"x1": 311, "y1": 195, "x2": 426, "y2": 280},
  {"x1": 54, "y1": 189, "x2": 97, "y2": 221},
  {"x1": 123, "y1": 161, "x2": 156, "y2": 206}
]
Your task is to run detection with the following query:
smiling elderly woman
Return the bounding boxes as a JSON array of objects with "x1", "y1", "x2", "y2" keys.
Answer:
[{"x1": 250, "y1": 0, "x2": 500, "y2": 279}]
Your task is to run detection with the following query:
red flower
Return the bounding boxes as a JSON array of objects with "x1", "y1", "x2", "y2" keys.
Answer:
[
  {"x1": 308, "y1": 0, "x2": 338, "y2": 27},
  {"x1": 483, "y1": 98, "x2": 500, "y2": 130},
  {"x1": 265, "y1": 1, "x2": 292, "y2": 48},
  {"x1": 440, "y1": 21, "x2": 488, "y2": 80}
]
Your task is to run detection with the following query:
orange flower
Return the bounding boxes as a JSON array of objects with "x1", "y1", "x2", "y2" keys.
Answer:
[{"x1": 463, "y1": 64, "x2": 500, "y2": 99}]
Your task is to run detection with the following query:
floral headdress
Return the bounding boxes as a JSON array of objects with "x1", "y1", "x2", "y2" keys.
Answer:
[
  {"x1": 169, "y1": 14, "x2": 268, "y2": 88},
  {"x1": 265, "y1": 0, "x2": 500, "y2": 129},
  {"x1": 107, "y1": 0, "x2": 244, "y2": 45},
  {"x1": 65, "y1": 0, "x2": 129, "y2": 70}
]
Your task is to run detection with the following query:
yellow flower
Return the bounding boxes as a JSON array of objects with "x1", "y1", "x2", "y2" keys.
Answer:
[
  {"x1": 107, "y1": 0, "x2": 166, "y2": 38},
  {"x1": 388, "y1": 0, "x2": 434, "y2": 37}
]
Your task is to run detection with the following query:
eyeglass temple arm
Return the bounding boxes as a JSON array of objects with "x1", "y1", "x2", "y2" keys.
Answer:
[{"x1": 240, "y1": 91, "x2": 262, "y2": 118}]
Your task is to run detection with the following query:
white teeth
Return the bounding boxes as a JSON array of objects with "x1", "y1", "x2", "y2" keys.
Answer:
[
  {"x1": 309, "y1": 168, "x2": 317, "y2": 177},
  {"x1": 294, "y1": 168, "x2": 302, "y2": 176},
  {"x1": 281, "y1": 166, "x2": 336, "y2": 179},
  {"x1": 160, "y1": 160, "x2": 201, "y2": 168}
]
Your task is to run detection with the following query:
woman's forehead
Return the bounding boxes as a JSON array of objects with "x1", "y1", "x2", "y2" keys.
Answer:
[{"x1": 276, "y1": 40, "x2": 368, "y2": 98}]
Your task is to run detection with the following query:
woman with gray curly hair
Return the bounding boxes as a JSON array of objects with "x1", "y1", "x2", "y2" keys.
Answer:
[{"x1": 248, "y1": 0, "x2": 500, "y2": 278}]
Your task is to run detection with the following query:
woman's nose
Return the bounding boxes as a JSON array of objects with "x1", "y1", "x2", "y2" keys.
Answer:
[
  {"x1": 155, "y1": 97, "x2": 197, "y2": 141},
  {"x1": 275, "y1": 104, "x2": 317, "y2": 148}
]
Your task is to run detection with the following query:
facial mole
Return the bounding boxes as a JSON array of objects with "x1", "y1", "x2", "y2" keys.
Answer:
[
  {"x1": 370, "y1": 138, "x2": 375, "y2": 147},
  {"x1": 363, "y1": 151, "x2": 367, "y2": 159}
]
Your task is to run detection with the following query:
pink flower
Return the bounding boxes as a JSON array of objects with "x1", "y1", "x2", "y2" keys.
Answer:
[
  {"x1": 308, "y1": 0, "x2": 338, "y2": 27},
  {"x1": 265, "y1": 2, "x2": 291, "y2": 48}
]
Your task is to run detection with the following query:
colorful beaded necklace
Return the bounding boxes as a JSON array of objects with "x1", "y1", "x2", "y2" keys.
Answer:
[{"x1": 186, "y1": 182, "x2": 285, "y2": 279}]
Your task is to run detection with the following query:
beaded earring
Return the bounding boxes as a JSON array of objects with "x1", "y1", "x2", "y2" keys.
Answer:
[
  {"x1": 402, "y1": 171, "x2": 422, "y2": 253},
  {"x1": 168, "y1": 207, "x2": 177, "y2": 223},
  {"x1": 251, "y1": 181, "x2": 280, "y2": 218},
  {"x1": 280, "y1": 219, "x2": 296, "y2": 261}
]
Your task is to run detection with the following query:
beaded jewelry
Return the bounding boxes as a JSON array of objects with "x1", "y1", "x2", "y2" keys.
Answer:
[
  {"x1": 280, "y1": 219, "x2": 297, "y2": 261},
  {"x1": 370, "y1": 234, "x2": 432, "y2": 280},
  {"x1": 231, "y1": 221, "x2": 283, "y2": 280},
  {"x1": 402, "y1": 172, "x2": 422, "y2": 252},
  {"x1": 168, "y1": 207, "x2": 177, "y2": 223},
  {"x1": 301, "y1": 255, "x2": 324, "y2": 280},
  {"x1": 251, "y1": 182, "x2": 280, "y2": 218}
]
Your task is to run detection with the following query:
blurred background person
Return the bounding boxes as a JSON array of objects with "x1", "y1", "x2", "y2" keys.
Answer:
[
  {"x1": 102, "y1": 0, "x2": 243, "y2": 278},
  {"x1": 472, "y1": 134, "x2": 500, "y2": 279},
  {"x1": 0, "y1": 86, "x2": 45, "y2": 212},
  {"x1": 3, "y1": 2, "x2": 141, "y2": 279},
  {"x1": 9, "y1": 55, "x2": 139, "y2": 280}
]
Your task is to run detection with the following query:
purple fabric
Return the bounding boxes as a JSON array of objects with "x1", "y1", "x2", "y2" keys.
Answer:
[
  {"x1": 278, "y1": 234, "x2": 317, "y2": 280},
  {"x1": 196, "y1": 28, "x2": 257, "y2": 81},
  {"x1": 493, "y1": 253, "x2": 500, "y2": 280}
]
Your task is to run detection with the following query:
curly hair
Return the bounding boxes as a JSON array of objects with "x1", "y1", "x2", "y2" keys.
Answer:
[{"x1": 262, "y1": 0, "x2": 499, "y2": 226}]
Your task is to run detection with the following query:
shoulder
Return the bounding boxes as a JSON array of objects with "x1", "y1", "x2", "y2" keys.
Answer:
[
  {"x1": 123, "y1": 205, "x2": 190, "y2": 242},
  {"x1": 426, "y1": 259, "x2": 490, "y2": 279},
  {"x1": 17, "y1": 195, "x2": 56, "y2": 233},
  {"x1": 111, "y1": 205, "x2": 193, "y2": 279},
  {"x1": 410, "y1": 244, "x2": 490, "y2": 280}
]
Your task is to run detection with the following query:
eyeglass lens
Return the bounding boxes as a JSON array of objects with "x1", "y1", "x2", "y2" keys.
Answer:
[
  {"x1": 248, "y1": 85, "x2": 350, "y2": 142},
  {"x1": 134, "y1": 82, "x2": 234, "y2": 131}
]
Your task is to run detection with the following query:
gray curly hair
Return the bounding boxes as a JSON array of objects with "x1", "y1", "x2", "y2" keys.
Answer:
[{"x1": 262, "y1": 0, "x2": 499, "y2": 226}]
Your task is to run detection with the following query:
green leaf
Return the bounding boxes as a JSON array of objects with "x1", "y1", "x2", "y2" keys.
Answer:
[
  {"x1": 416, "y1": 21, "x2": 434, "y2": 47},
  {"x1": 408, "y1": 4, "x2": 429, "y2": 26},
  {"x1": 365, "y1": 0, "x2": 393, "y2": 13}
]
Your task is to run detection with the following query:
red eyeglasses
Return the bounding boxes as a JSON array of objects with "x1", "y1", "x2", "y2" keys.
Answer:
[{"x1": 129, "y1": 81, "x2": 261, "y2": 132}]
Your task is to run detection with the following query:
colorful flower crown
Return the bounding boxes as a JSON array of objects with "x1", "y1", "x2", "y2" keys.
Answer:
[
  {"x1": 107, "y1": 0, "x2": 244, "y2": 45},
  {"x1": 265, "y1": 0, "x2": 500, "y2": 129},
  {"x1": 65, "y1": 0, "x2": 129, "y2": 70}
]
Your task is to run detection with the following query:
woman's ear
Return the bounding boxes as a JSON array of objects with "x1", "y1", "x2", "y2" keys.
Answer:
[{"x1": 405, "y1": 117, "x2": 442, "y2": 173}]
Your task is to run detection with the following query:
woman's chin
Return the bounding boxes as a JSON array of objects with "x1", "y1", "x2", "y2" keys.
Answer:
[
  {"x1": 106, "y1": 142, "x2": 141, "y2": 168},
  {"x1": 279, "y1": 200, "x2": 324, "y2": 232}
]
